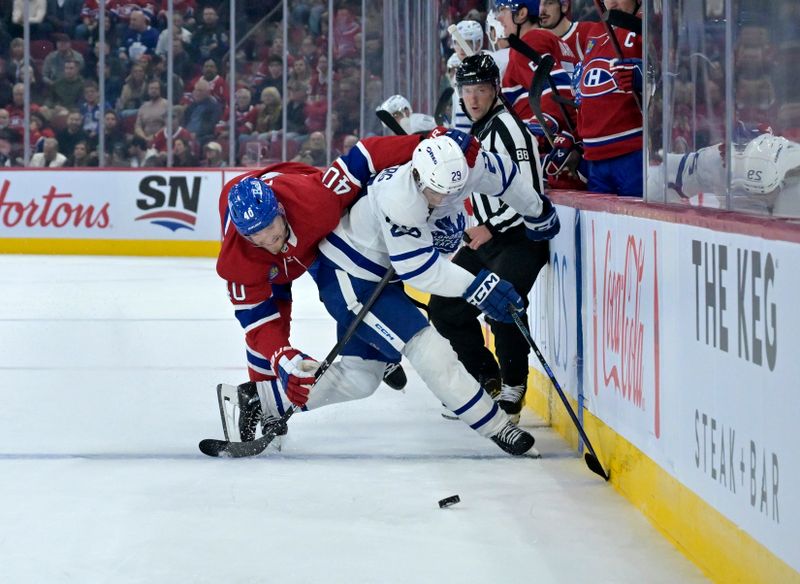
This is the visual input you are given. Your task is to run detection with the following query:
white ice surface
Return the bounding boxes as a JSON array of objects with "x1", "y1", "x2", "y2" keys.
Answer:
[{"x1": 0, "y1": 256, "x2": 708, "y2": 584}]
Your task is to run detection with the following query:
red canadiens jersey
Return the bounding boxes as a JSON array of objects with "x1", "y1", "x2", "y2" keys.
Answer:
[
  {"x1": 501, "y1": 28, "x2": 579, "y2": 144},
  {"x1": 577, "y1": 19, "x2": 643, "y2": 161},
  {"x1": 216, "y1": 134, "x2": 422, "y2": 379},
  {"x1": 560, "y1": 21, "x2": 595, "y2": 63}
]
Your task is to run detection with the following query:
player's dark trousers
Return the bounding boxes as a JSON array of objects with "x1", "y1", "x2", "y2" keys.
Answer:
[{"x1": 429, "y1": 232, "x2": 548, "y2": 387}]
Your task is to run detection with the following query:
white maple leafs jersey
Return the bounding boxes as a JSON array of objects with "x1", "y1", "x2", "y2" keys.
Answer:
[{"x1": 318, "y1": 149, "x2": 545, "y2": 298}]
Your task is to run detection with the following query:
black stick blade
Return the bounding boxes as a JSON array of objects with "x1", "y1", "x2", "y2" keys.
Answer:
[
  {"x1": 199, "y1": 434, "x2": 274, "y2": 458},
  {"x1": 585, "y1": 452, "x2": 610, "y2": 481}
]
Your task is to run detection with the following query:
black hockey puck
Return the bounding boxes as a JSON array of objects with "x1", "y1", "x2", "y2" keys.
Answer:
[{"x1": 438, "y1": 495, "x2": 460, "y2": 509}]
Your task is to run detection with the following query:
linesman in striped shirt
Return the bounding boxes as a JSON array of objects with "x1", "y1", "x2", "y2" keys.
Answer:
[{"x1": 429, "y1": 54, "x2": 550, "y2": 422}]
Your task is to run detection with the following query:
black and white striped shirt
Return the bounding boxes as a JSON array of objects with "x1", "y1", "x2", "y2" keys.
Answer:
[{"x1": 470, "y1": 103, "x2": 542, "y2": 236}]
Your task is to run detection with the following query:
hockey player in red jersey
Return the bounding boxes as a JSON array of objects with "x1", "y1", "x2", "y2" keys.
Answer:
[
  {"x1": 495, "y1": 0, "x2": 585, "y2": 190},
  {"x1": 538, "y1": 0, "x2": 594, "y2": 62},
  {"x1": 216, "y1": 134, "x2": 424, "y2": 439},
  {"x1": 545, "y1": 0, "x2": 643, "y2": 196}
]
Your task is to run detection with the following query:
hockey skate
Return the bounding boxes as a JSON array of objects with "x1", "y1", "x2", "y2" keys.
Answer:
[
  {"x1": 490, "y1": 420, "x2": 535, "y2": 456},
  {"x1": 382, "y1": 361, "x2": 407, "y2": 390},
  {"x1": 237, "y1": 381, "x2": 262, "y2": 442},
  {"x1": 497, "y1": 384, "x2": 526, "y2": 424},
  {"x1": 217, "y1": 382, "x2": 287, "y2": 446}
]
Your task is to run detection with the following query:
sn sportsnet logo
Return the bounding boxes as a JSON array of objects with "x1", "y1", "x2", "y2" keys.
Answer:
[
  {"x1": 135, "y1": 175, "x2": 201, "y2": 232},
  {"x1": 0, "y1": 179, "x2": 110, "y2": 228}
]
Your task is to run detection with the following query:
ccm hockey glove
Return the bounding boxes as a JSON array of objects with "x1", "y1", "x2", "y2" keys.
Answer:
[
  {"x1": 271, "y1": 346, "x2": 320, "y2": 406},
  {"x1": 428, "y1": 126, "x2": 480, "y2": 167},
  {"x1": 524, "y1": 194, "x2": 561, "y2": 241},
  {"x1": 462, "y1": 270, "x2": 524, "y2": 323}
]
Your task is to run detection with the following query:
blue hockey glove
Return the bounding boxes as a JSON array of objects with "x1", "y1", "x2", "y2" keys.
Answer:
[
  {"x1": 462, "y1": 269, "x2": 524, "y2": 323},
  {"x1": 524, "y1": 194, "x2": 561, "y2": 241},
  {"x1": 610, "y1": 58, "x2": 643, "y2": 94},
  {"x1": 543, "y1": 132, "x2": 583, "y2": 178}
]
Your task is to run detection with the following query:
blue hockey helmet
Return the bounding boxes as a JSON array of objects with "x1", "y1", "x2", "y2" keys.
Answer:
[
  {"x1": 494, "y1": 0, "x2": 541, "y2": 15},
  {"x1": 227, "y1": 177, "x2": 284, "y2": 236}
]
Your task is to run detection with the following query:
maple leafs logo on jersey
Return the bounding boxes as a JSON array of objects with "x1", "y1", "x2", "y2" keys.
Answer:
[
  {"x1": 580, "y1": 58, "x2": 618, "y2": 98},
  {"x1": 431, "y1": 212, "x2": 466, "y2": 253}
]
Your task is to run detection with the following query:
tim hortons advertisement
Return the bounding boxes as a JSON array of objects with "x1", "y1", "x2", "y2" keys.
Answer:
[
  {"x1": 670, "y1": 227, "x2": 800, "y2": 572},
  {"x1": 584, "y1": 213, "x2": 661, "y2": 445},
  {"x1": 0, "y1": 171, "x2": 224, "y2": 240},
  {"x1": 529, "y1": 205, "x2": 580, "y2": 401}
]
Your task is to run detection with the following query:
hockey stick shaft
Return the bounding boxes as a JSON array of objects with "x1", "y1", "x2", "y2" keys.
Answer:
[
  {"x1": 590, "y1": 0, "x2": 642, "y2": 112},
  {"x1": 199, "y1": 268, "x2": 397, "y2": 458},
  {"x1": 510, "y1": 310, "x2": 609, "y2": 480},
  {"x1": 506, "y1": 35, "x2": 577, "y2": 138},
  {"x1": 375, "y1": 108, "x2": 407, "y2": 136}
]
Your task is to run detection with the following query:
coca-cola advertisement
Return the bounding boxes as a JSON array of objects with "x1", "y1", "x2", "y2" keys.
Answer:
[{"x1": 589, "y1": 217, "x2": 662, "y2": 440}]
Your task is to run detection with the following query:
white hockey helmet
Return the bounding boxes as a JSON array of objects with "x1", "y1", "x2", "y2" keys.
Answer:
[
  {"x1": 740, "y1": 133, "x2": 800, "y2": 194},
  {"x1": 454, "y1": 20, "x2": 484, "y2": 52},
  {"x1": 412, "y1": 136, "x2": 470, "y2": 205},
  {"x1": 378, "y1": 94, "x2": 412, "y2": 116},
  {"x1": 486, "y1": 10, "x2": 507, "y2": 51}
]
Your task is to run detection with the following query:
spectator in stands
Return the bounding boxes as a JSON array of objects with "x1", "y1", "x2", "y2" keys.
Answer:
[
  {"x1": 30, "y1": 137, "x2": 67, "y2": 167},
  {"x1": 44, "y1": 0, "x2": 82, "y2": 36},
  {"x1": 28, "y1": 110, "x2": 55, "y2": 152},
  {"x1": 66, "y1": 139, "x2": 98, "y2": 166},
  {"x1": 170, "y1": 38, "x2": 196, "y2": 80},
  {"x1": 340, "y1": 133, "x2": 358, "y2": 155},
  {"x1": 183, "y1": 77, "x2": 222, "y2": 145},
  {"x1": 148, "y1": 55, "x2": 184, "y2": 105},
  {"x1": 127, "y1": 135, "x2": 150, "y2": 167},
  {"x1": 185, "y1": 59, "x2": 228, "y2": 106},
  {"x1": 0, "y1": 107, "x2": 20, "y2": 161},
  {"x1": 134, "y1": 78, "x2": 168, "y2": 143},
  {"x1": 78, "y1": 80, "x2": 101, "y2": 141},
  {"x1": 75, "y1": 0, "x2": 100, "y2": 42},
  {"x1": 42, "y1": 33, "x2": 86, "y2": 85},
  {"x1": 157, "y1": 0, "x2": 196, "y2": 31},
  {"x1": 309, "y1": 54, "x2": 329, "y2": 97},
  {"x1": 48, "y1": 59, "x2": 84, "y2": 109},
  {"x1": 99, "y1": 59, "x2": 124, "y2": 109},
  {"x1": 172, "y1": 136, "x2": 197, "y2": 167},
  {"x1": 290, "y1": 130, "x2": 327, "y2": 166},
  {"x1": 102, "y1": 110, "x2": 127, "y2": 158},
  {"x1": 285, "y1": 79, "x2": 309, "y2": 137},
  {"x1": 117, "y1": 61, "x2": 147, "y2": 115},
  {"x1": 155, "y1": 11, "x2": 192, "y2": 57},
  {"x1": 85, "y1": 40, "x2": 125, "y2": 84},
  {"x1": 6, "y1": 83, "x2": 28, "y2": 137},
  {"x1": 202, "y1": 140, "x2": 225, "y2": 167},
  {"x1": 151, "y1": 108, "x2": 195, "y2": 158},
  {"x1": 57, "y1": 110, "x2": 92, "y2": 156},
  {"x1": 289, "y1": 57, "x2": 312, "y2": 87},
  {"x1": 333, "y1": 7, "x2": 360, "y2": 59},
  {"x1": 254, "y1": 86, "x2": 283, "y2": 137},
  {"x1": 0, "y1": 59, "x2": 12, "y2": 107},
  {"x1": 12, "y1": 0, "x2": 47, "y2": 38},
  {"x1": 120, "y1": 9, "x2": 159, "y2": 64},
  {"x1": 253, "y1": 55, "x2": 284, "y2": 100},
  {"x1": 216, "y1": 87, "x2": 257, "y2": 141},
  {"x1": 191, "y1": 5, "x2": 228, "y2": 63},
  {"x1": 6, "y1": 38, "x2": 25, "y2": 84}
]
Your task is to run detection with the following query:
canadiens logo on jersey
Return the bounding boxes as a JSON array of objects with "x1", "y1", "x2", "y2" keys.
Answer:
[
  {"x1": 135, "y1": 175, "x2": 202, "y2": 232},
  {"x1": 580, "y1": 58, "x2": 620, "y2": 98},
  {"x1": 431, "y1": 212, "x2": 466, "y2": 254}
]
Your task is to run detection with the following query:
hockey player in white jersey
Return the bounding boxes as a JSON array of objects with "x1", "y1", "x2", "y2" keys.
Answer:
[
  {"x1": 449, "y1": 20, "x2": 485, "y2": 133},
  {"x1": 252, "y1": 131, "x2": 560, "y2": 456},
  {"x1": 377, "y1": 94, "x2": 437, "y2": 134},
  {"x1": 652, "y1": 132, "x2": 800, "y2": 216}
]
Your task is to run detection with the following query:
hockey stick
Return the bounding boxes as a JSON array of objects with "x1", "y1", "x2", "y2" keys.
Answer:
[
  {"x1": 510, "y1": 309, "x2": 609, "y2": 480},
  {"x1": 590, "y1": 0, "x2": 642, "y2": 112},
  {"x1": 199, "y1": 268, "x2": 397, "y2": 458},
  {"x1": 527, "y1": 54, "x2": 557, "y2": 148},
  {"x1": 605, "y1": 8, "x2": 642, "y2": 35},
  {"x1": 434, "y1": 86, "x2": 455, "y2": 126},
  {"x1": 376, "y1": 109, "x2": 406, "y2": 136},
  {"x1": 506, "y1": 34, "x2": 578, "y2": 140}
]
